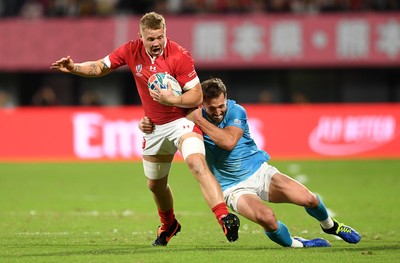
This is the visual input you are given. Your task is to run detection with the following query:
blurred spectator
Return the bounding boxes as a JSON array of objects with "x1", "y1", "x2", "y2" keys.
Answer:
[
  {"x1": 258, "y1": 89, "x2": 274, "y2": 104},
  {"x1": 1, "y1": 0, "x2": 400, "y2": 19},
  {"x1": 218, "y1": 0, "x2": 251, "y2": 13},
  {"x1": 291, "y1": 91, "x2": 309, "y2": 104},
  {"x1": 46, "y1": 0, "x2": 78, "y2": 17},
  {"x1": 0, "y1": 90, "x2": 15, "y2": 108},
  {"x1": 319, "y1": 0, "x2": 348, "y2": 12},
  {"x1": 181, "y1": 0, "x2": 220, "y2": 14},
  {"x1": 115, "y1": 0, "x2": 152, "y2": 15},
  {"x1": 165, "y1": 0, "x2": 182, "y2": 13},
  {"x1": 291, "y1": 0, "x2": 320, "y2": 14},
  {"x1": 152, "y1": 0, "x2": 168, "y2": 14},
  {"x1": 248, "y1": 0, "x2": 267, "y2": 13},
  {"x1": 80, "y1": 89, "x2": 103, "y2": 106},
  {"x1": 96, "y1": 0, "x2": 118, "y2": 16},
  {"x1": 32, "y1": 85, "x2": 59, "y2": 106},
  {"x1": 79, "y1": 0, "x2": 97, "y2": 16},
  {"x1": 267, "y1": 0, "x2": 291, "y2": 12},
  {"x1": 19, "y1": 0, "x2": 45, "y2": 19},
  {"x1": 0, "y1": 0, "x2": 25, "y2": 17}
]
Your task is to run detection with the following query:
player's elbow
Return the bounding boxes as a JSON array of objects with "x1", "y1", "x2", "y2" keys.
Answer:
[
  {"x1": 184, "y1": 85, "x2": 203, "y2": 107},
  {"x1": 192, "y1": 95, "x2": 202, "y2": 107},
  {"x1": 220, "y1": 140, "x2": 236, "y2": 151}
]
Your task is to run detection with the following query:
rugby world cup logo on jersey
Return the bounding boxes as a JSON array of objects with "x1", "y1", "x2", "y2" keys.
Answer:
[
  {"x1": 308, "y1": 115, "x2": 397, "y2": 156},
  {"x1": 135, "y1": 64, "x2": 143, "y2": 77}
]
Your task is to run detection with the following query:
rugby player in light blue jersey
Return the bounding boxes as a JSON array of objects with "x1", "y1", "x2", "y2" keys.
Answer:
[{"x1": 139, "y1": 78, "x2": 360, "y2": 248}]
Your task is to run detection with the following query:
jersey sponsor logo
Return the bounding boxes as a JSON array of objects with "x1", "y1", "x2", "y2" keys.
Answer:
[
  {"x1": 308, "y1": 115, "x2": 396, "y2": 156},
  {"x1": 149, "y1": 65, "x2": 157, "y2": 72},
  {"x1": 234, "y1": 119, "x2": 242, "y2": 125},
  {"x1": 135, "y1": 64, "x2": 143, "y2": 77}
]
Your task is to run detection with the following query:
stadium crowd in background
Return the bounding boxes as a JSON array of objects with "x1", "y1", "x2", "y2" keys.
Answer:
[
  {"x1": 0, "y1": 90, "x2": 15, "y2": 108},
  {"x1": 0, "y1": 0, "x2": 399, "y2": 19}
]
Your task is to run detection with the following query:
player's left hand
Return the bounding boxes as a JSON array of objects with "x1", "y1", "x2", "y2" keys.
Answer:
[
  {"x1": 138, "y1": 116, "x2": 154, "y2": 134},
  {"x1": 149, "y1": 82, "x2": 179, "y2": 106}
]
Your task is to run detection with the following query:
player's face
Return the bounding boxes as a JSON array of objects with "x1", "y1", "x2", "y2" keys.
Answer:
[
  {"x1": 203, "y1": 93, "x2": 227, "y2": 124},
  {"x1": 140, "y1": 28, "x2": 166, "y2": 57}
]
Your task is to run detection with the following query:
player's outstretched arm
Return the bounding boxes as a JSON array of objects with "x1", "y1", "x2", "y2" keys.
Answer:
[{"x1": 50, "y1": 56, "x2": 112, "y2": 77}]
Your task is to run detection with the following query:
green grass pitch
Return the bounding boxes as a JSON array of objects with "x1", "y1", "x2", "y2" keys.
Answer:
[{"x1": 0, "y1": 159, "x2": 399, "y2": 262}]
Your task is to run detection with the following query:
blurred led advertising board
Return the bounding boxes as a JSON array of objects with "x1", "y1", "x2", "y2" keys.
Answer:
[
  {"x1": 1, "y1": 13, "x2": 400, "y2": 70},
  {"x1": 1, "y1": 104, "x2": 399, "y2": 161}
]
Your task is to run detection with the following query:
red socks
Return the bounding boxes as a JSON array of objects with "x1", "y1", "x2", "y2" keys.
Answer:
[
  {"x1": 158, "y1": 208, "x2": 176, "y2": 231},
  {"x1": 159, "y1": 203, "x2": 228, "y2": 230},
  {"x1": 212, "y1": 202, "x2": 229, "y2": 226}
]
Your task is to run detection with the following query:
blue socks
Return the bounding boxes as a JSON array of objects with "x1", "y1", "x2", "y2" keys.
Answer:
[
  {"x1": 265, "y1": 221, "x2": 292, "y2": 247},
  {"x1": 266, "y1": 196, "x2": 330, "y2": 247},
  {"x1": 305, "y1": 195, "x2": 329, "y2": 221}
]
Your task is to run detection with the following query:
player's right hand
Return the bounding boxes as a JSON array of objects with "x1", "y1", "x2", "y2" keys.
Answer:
[
  {"x1": 50, "y1": 56, "x2": 75, "y2": 72},
  {"x1": 186, "y1": 107, "x2": 202, "y2": 124}
]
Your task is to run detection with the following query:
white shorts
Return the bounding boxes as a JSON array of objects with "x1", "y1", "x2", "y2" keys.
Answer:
[
  {"x1": 142, "y1": 117, "x2": 197, "y2": 156},
  {"x1": 223, "y1": 162, "x2": 279, "y2": 213}
]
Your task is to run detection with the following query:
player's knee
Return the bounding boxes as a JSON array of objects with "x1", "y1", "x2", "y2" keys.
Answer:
[
  {"x1": 147, "y1": 179, "x2": 158, "y2": 192},
  {"x1": 147, "y1": 178, "x2": 168, "y2": 194},
  {"x1": 185, "y1": 154, "x2": 207, "y2": 175},
  {"x1": 258, "y1": 210, "x2": 278, "y2": 231},
  {"x1": 257, "y1": 209, "x2": 278, "y2": 231},
  {"x1": 180, "y1": 136, "x2": 205, "y2": 160},
  {"x1": 304, "y1": 193, "x2": 319, "y2": 208}
]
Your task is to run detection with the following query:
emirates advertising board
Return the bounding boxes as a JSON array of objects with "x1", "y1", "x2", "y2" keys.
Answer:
[{"x1": 0, "y1": 104, "x2": 399, "y2": 161}]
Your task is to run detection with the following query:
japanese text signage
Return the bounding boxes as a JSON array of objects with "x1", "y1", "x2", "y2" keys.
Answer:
[
  {"x1": 186, "y1": 14, "x2": 400, "y2": 68},
  {"x1": 0, "y1": 14, "x2": 399, "y2": 70}
]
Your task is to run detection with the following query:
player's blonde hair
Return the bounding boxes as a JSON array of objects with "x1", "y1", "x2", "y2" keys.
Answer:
[{"x1": 140, "y1": 12, "x2": 166, "y2": 33}]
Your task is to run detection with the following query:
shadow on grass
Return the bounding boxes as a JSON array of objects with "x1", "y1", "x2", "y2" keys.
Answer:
[{"x1": 3, "y1": 242, "x2": 400, "y2": 257}]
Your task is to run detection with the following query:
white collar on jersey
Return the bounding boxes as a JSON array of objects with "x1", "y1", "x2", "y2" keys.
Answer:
[{"x1": 146, "y1": 39, "x2": 168, "y2": 63}]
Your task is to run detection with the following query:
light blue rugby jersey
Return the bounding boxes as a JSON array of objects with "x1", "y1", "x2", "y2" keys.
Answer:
[{"x1": 203, "y1": 99, "x2": 270, "y2": 191}]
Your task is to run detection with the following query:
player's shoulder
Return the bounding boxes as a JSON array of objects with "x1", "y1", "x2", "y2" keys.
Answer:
[
  {"x1": 167, "y1": 39, "x2": 185, "y2": 50},
  {"x1": 166, "y1": 39, "x2": 191, "y2": 57},
  {"x1": 114, "y1": 39, "x2": 142, "y2": 54},
  {"x1": 228, "y1": 99, "x2": 246, "y2": 114},
  {"x1": 226, "y1": 100, "x2": 247, "y2": 122},
  {"x1": 127, "y1": 39, "x2": 142, "y2": 49}
]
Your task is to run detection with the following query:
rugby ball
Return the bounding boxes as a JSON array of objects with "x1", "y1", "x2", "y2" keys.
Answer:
[{"x1": 148, "y1": 73, "x2": 182, "y2": 97}]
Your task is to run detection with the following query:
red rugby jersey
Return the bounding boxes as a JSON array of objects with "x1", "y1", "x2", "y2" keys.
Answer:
[{"x1": 106, "y1": 38, "x2": 200, "y2": 125}]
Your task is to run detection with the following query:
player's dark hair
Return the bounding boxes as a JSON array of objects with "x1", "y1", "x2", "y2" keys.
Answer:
[
  {"x1": 201, "y1": 78, "x2": 227, "y2": 100},
  {"x1": 140, "y1": 12, "x2": 166, "y2": 32}
]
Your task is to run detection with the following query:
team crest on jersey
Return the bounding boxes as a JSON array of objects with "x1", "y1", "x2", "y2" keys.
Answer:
[{"x1": 135, "y1": 64, "x2": 143, "y2": 77}]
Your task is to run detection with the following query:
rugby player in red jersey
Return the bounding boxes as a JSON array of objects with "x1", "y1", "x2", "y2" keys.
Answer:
[{"x1": 50, "y1": 12, "x2": 239, "y2": 246}]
